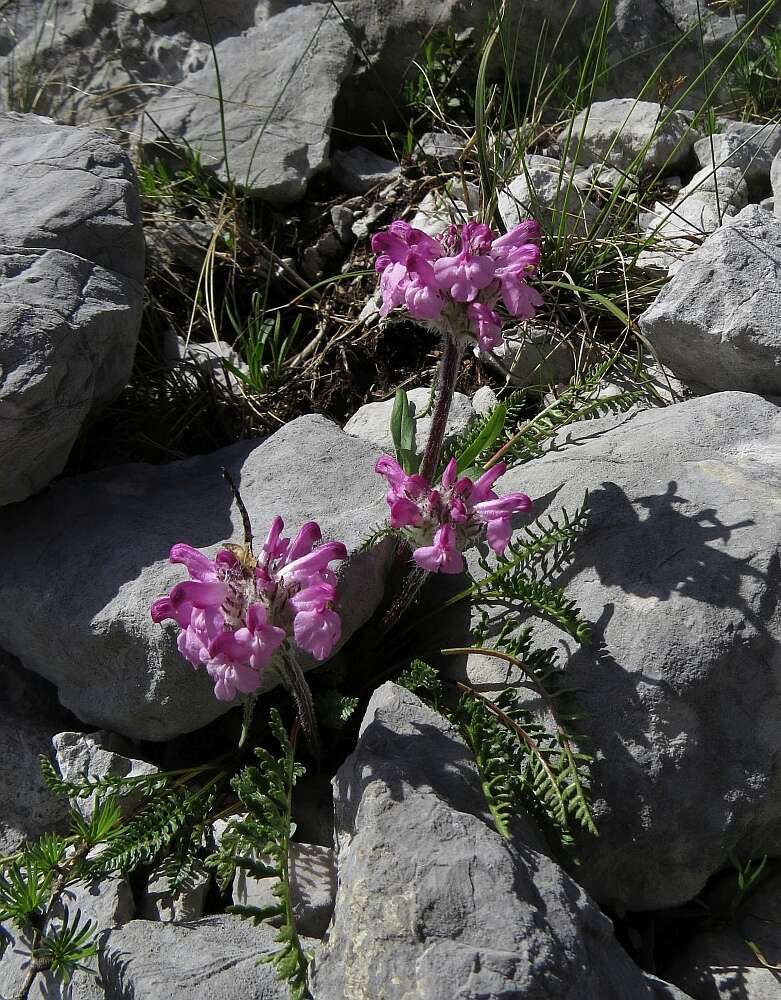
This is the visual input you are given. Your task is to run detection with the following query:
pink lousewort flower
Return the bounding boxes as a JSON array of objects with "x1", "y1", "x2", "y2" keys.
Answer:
[
  {"x1": 371, "y1": 218, "x2": 542, "y2": 350},
  {"x1": 375, "y1": 454, "x2": 532, "y2": 574},
  {"x1": 151, "y1": 521, "x2": 347, "y2": 701}
]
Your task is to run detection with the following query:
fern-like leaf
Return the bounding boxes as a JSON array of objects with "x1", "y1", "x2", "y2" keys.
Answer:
[
  {"x1": 491, "y1": 364, "x2": 643, "y2": 468},
  {"x1": 207, "y1": 708, "x2": 310, "y2": 999},
  {"x1": 84, "y1": 785, "x2": 206, "y2": 878},
  {"x1": 39, "y1": 755, "x2": 168, "y2": 801}
]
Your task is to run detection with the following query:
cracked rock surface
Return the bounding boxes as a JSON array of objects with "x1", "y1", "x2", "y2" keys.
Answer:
[
  {"x1": 310, "y1": 682, "x2": 689, "y2": 999},
  {"x1": 101, "y1": 916, "x2": 305, "y2": 999},
  {"x1": 142, "y1": 5, "x2": 354, "y2": 205},
  {"x1": 0, "y1": 652, "x2": 72, "y2": 856},
  {"x1": 0, "y1": 112, "x2": 144, "y2": 505},
  {"x1": 639, "y1": 205, "x2": 781, "y2": 394}
]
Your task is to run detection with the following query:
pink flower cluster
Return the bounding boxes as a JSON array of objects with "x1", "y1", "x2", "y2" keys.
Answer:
[
  {"x1": 372, "y1": 219, "x2": 543, "y2": 351},
  {"x1": 151, "y1": 519, "x2": 346, "y2": 701},
  {"x1": 376, "y1": 455, "x2": 532, "y2": 574}
]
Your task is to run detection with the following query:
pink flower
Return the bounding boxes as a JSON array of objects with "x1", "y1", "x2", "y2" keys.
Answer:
[
  {"x1": 374, "y1": 454, "x2": 533, "y2": 573},
  {"x1": 372, "y1": 225, "x2": 444, "y2": 320},
  {"x1": 208, "y1": 660, "x2": 263, "y2": 702},
  {"x1": 209, "y1": 604, "x2": 285, "y2": 673},
  {"x1": 278, "y1": 541, "x2": 348, "y2": 587},
  {"x1": 414, "y1": 524, "x2": 464, "y2": 574},
  {"x1": 151, "y1": 518, "x2": 347, "y2": 701},
  {"x1": 467, "y1": 302, "x2": 502, "y2": 352},
  {"x1": 473, "y1": 492, "x2": 533, "y2": 554},
  {"x1": 403, "y1": 256, "x2": 444, "y2": 320},
  {"x1": 468, "y1": 462, "x2": 507, "y2": 502},
  {"x1": 434, "y1": 223, "x2": 496, "y2": 301},
  {"x1": 177, "y1": 607, "x2": 223, "y2": 670},
  {"x1": 372, "y1": 221, "x2": 442, "y2": 267},
  {"x1": 372, "y1": 217, "x2": 543, "y2": 352},
  {"x1": 491, "y1": 221, "x2": 543, "y2": 317},
  {"x1": 495, "y1": 275, "x2": 544, "y2": 318},
  {"x1": 291, "y1": 582, "x2": 342, "y2": 660}
]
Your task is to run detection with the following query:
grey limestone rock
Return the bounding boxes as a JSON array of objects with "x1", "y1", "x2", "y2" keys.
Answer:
[
  {"x1": 0, "y1": 934, "x2": 106, "y2": 1000},
  {"x1": 141, "y1": 864, "x2": 211, "y2": 923},
  {"x1": 563, "y1": 100, "x2": 698, "y2": 174},
  {"x1": 498, "y1": 160, "x2": 599, "y2": 236},
  {"x1": 645, "y1": 165, "x2": 749, "y2": 255},
  {"x1": 0, "y1": 112, "x2": 144, "y2": 505},
  {"x1": 484, "y1": 324, "x2": 577, "y2": 388},
  {"x1": 162, "y1": 333, "x2": 249, "y2": 390},
  {"x1": 310, "y1": 682, "x2": 690, "y2": 999},
  {"x1": 54, "y1": 877, "x2": 135, "y2": 931},
  {"x1": 663, "y1": 871, "x2": 781, "y2": 999},
  {"x1": 417, "y1": 131, "x2": 466, "y2": 169},
  {"x1": 234, "y1": 842, "x2": 336, "y2": 939},
  {"x1": 694, "y1": 121, "x2": 781, "y2": 192},
  {"x1": 0, "y1": 877, "x2": 132, "y2": 1000},
  {"x1": 639, "y1": 205, "x2": 781, "y2": 394},
  {"x1": 331, "y1": 146, "x2": 399, "y2": 194},
  {"x1": 100, "y1": 915, "x2": 308, "y2": 999},
  {"x1": 0, "y1": 652, "x2": 71, "y2": 856},
  {"x1": 772, "y1": 146, "x2": 781, "y2": 217},
  {"x1": 436, "y1": 392, "x2": 781, "y2": 910},
  {"x1": 0, "y1": 0, "x2": 259, "y2": 127},
  {"x1": 471, "y1": 384, "x2": 499, "y2": 415},
  {"x1": 409, "y1": 181, "x2": 481, "y2": 237},
  {"x1": 142, "y1": 5, "x2": 353, "y2": 205},
  {"x1": 52, "y1": 731, "x2": 158, "y2": 821},
  {"x1": 0, "y1": 415, "x2": 392, "y2": 740}
]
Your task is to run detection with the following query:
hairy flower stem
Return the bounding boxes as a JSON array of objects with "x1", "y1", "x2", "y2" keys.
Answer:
[
  {"x1": 276, "y1": 651, "x2": 322, "y2": 759},
  {"x1": 378, "y1": 563, "x2": 428, "y2": 636},
  {"x1": 377, "y1": 334, "x2": 464, "y2": 637},
  {"x1": 419, "y1": 334, "x2": 465, "y2": 483},
  {"x1": 238, "y1": 694, "x2": 257, "y2": 749}
]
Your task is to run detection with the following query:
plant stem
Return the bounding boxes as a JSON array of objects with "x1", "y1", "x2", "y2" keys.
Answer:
[
  {"x1": 276, "y1": 652, "x2": 321, "y2": 759},
  {"x1": 14, "y1": 841, "x2": 92, "y2": 1000},
  {"x1": 238, "y1": 694, "x2": 257, "y2": 749},
  {"x1": 419, "y1": 334, "x2": 464, "y2": 483},
  {"x1": 375, "y1": 335, "x2": 465, "y2": 638},
  {"x1": 378, "y1": 562, "x2": 428, "y2": 636}
]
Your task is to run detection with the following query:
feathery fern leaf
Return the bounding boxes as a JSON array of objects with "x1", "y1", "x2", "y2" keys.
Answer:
[
  {"x1": 491, "y1": 365, "x2": 643, "y2": 468},
  {"x1": 84, "y1": 784, "x2": 210, "y2": 878},
  {"x1": 207, "y1": 708, "x2": 310, "y2": 999},
  {"x1": 39, "y1": 755, "x2": 168, "y2": 801}
]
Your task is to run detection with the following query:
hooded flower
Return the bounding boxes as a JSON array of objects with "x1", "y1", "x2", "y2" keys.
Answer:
[
  {"x1": 375, "y1": 455, "x2": 532, "y2": 574},
  {"x1": 151, "y1": 518, "x2": 346, "y2": 701},
  {"x1": 373, "y1": 217, "x2": 543, "y2": 352},
  {"x1": 372, "y1": 223, "x2": 445, "y2": 320}
]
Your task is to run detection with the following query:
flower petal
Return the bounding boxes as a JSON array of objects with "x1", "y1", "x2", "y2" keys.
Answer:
[
  {"x1": 170, "y1": 579, "x2": 229, "y2": 611},
  {"x1": 294, "y1": 608, "x2": 342, "y2": 660},
  {"x1": 469, "y1": 462, "x2": 507, "y2": 503},
  {"x1": 286, "y1": 521, "x2": 322, "y2": 563},
  {"x1": 169, "y1": 544, "x2": 215, "y2": 581}
]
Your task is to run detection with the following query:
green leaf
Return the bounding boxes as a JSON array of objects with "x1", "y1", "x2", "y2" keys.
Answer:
[
  {"x1": 227, "y1": 903, "x2": 283, "y2": 923},
  {"x1": 316, "y1": 690, "x2": 360, "y2": 730},
  {"x1": 398, "y1": 659, "x2": 444, "y2": 708},
  {"x1": 39, "y1": 909, "x2": 99, "y2": 983},
  {"x1": 538, "y1": 280, "x2": 630, "y2": 326},
  {"x1": 208, "y1": 707, "x2": 310, "y2": 997},
  {"x1": 454, "y1": 403, "x2": 506, "y2": 474},
  {"x1": 70, "y1": 795, "x2": 122, "y2": 847},
  {"x1": 0, "y1": 861, "x2": 52, "y2": 923},
  {"x1": 390, "y1": 389, "x2": 419, "y2": 474}
]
